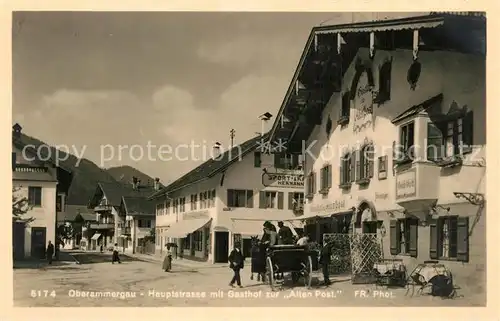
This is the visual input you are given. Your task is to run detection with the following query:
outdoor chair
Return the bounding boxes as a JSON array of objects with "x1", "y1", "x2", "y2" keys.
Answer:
[{"x1": 405, "y1": 260, "x2": 454, "y2": 297}]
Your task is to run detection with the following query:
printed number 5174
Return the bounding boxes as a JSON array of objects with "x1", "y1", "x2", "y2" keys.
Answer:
[{"x1": 31, "y1": 290, "x2": 56, "y2": 298}]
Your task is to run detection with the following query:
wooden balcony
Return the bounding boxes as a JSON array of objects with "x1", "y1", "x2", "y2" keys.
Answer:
[
  {"x1": 89, "y1": 223, "x2": 114, "y2": 230},
  {"x1": 94, "y1": 204, "x2": 113, "y2": 212}
]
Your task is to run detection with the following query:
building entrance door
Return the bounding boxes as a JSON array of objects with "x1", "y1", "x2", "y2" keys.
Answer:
[{"x1": 30, "y1": 227, "x2": 46, "y2": 259}]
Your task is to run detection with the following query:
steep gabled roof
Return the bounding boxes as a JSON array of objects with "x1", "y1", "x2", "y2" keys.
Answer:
[
  {"x1": 97, "y1": 181, "x2": 156, "y2": 206},
  {"x1": 268, "y1": 13, "x2": 486, "y2": 147},
  {"x1": 121, "y1": 196, "x2": 156, "y2": 216},
  {"x1": 149, "y1": 134, "x2": 268, "y2": 200},
  {"x1": 57, "y1": 205, "x2": 96, "y2": 223}
]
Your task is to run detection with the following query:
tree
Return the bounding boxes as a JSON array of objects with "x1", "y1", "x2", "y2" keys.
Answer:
[
  {"x1": 12, "y1": 186, "x2": 34, "y2": 224},
  {"x1": 142, "y1": 228, "x2": 155, "y2": 244},
  {"x1": 57, "y1": 224, "x2": 75, "y2": 242}
]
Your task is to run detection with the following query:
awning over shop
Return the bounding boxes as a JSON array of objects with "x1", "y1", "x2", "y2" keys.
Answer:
[
  {"x1": 164, "y1": 217, "x2": 212, "y2": 238},
  {"x1": 91, "y1": 233, "x2": 102, "y2": 240}
]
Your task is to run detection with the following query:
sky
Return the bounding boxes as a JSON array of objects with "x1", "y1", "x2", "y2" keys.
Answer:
[{"x1": 12, "y1": 12, "x2": 409, "y2": 184}]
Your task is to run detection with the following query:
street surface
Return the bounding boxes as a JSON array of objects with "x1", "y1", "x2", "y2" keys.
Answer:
[{"x1": 13, "y1": 252, "x2": 485, "y2": 307}]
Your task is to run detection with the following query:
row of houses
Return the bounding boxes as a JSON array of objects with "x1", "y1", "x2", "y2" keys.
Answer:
[
  {"x1": 12, "y1": 13, "x2": 486, "y2": 292},
  {"x1": 12, "y1": 123, "x2": 159, "y2": 258}
]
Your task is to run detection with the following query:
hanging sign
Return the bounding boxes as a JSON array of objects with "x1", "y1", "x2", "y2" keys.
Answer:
[{"x1": 262, "y1": 173, "x2": 304, "y2": 188}]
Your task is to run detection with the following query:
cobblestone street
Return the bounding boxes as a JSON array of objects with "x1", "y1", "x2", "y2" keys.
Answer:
[{"x1": 13, "y1": 253, "x2": 485, "y2": 307}]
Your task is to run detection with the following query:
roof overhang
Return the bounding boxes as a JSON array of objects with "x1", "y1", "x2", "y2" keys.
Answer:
[{"x1": 268, "y1": 13, "x2": 485, "y2": 152}]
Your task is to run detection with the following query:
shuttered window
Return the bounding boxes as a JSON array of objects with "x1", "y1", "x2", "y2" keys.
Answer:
[
  {"x1": 339, "y1": 153, "x2": 352, "y2": 187},
  {"x1": 227, "y1": 189, "x2": 253, "y2": 208},
  {"x1": 320, "y1": 165, "x2": 332, "y2": 192},
  {"x1": 389, "y1": 218, "x2": 418, "y2": 257},
  {"x1": 430, "y1": 216, "x2": 469, "y2": 262},
  {"x1": 259, "y1": 191, "x2": 284, "y2": 209},
  {"x1": 306, "y1": 172, "x2": 316, "y2": 196}
]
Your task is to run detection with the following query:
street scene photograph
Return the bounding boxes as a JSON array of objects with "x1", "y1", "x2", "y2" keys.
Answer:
[{"x1": 11, "y1": 11, "x2": 487, "y2": 307}]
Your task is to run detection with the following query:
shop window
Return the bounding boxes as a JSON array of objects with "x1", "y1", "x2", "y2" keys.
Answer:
[
  {"x1": 396, "y1": 121, "x2": 415, "y2": 165},
  {"x1": 390, "y1": 218, "x2": 418, "y2": 257},
  {"x1": 288, "y1": 192, "x2": 304, "y2": 210},
  {"x1": 227, "y1": 189, "x2": 253, "y2": 208},
  {"x1": 378, "y1": 155, "x2": 388, "y2": 180},
  {"x1": 430, "y1": 216, "x2": 469, "y2": 262},
  {"x1": 184, "y1": 234, "x2": 191, "y2": 250},
  {"x1": 193, "y1": 230, "x2": 203, "y2": 252},
  {"x1": 254, "y1": 152, "x2": 262, "y2": 167},
  {"x1": 259, "y1": 191, "x2": 284, "y2": 209},
  {"x1": 319, "y1": 164, "x2": 332, "y2": 194},
  {"x1": 338, "y1": 91, "x2": 350, "y2": 125},
  {"x1": 426, "y1": 111, "x2": 474, "y2": 163},
  {"x1": 28, "y1": 186, "x2": 42, "y2": 207},
  {"x1": 356, "y1": 144, "x2": 375, "y2": 184},
  {"x1": 306, "y1": 172, "x2": 316, "y2": 198}
]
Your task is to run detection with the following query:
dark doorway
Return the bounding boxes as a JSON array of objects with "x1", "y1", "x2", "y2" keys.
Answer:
[
  {"x1": 30, "y1": 227, "x2": 46, "y2": 259},
  {"x1": 12, "y1": 222, "x2": 25, "y2": 260},
  {"x1": 214, "y1": 231, "x2": 229, "y2": 263},
  {"x1": 362, "y1": 221, "x2": 378, "y2": 234}
]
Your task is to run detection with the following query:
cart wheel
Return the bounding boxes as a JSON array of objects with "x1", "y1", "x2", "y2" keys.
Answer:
[
  {"x1": 266, "y1": 256, "x2": 276, "y2": 291},
  {"x1": 303, "y1": 255, "x2": 313, "y2": 288}
]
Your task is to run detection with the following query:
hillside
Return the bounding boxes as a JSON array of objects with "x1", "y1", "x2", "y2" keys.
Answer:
[
  {"x1": 13, "y1": 132, "x2": 156, "y2": 205},
  {"x1": 106, "y1": 165, "x2": 157, "y2": 186}
]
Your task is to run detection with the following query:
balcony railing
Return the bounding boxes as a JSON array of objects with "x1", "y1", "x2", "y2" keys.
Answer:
[{"x1": 94, "y1": 204, "x2": 113, "y2": 212}]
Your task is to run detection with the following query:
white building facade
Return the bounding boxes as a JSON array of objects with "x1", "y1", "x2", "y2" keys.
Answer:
[
  {"x1": 152, "y1": 136, "x2": 305, "y2": 263},
  {"x1": 268, "y1": 14, "x2": 486, "y2": 293}
]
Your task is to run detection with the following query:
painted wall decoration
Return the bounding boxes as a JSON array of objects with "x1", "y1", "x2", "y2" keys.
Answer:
[{"x1": 350, "y1": 60, "x2": 375, "y2": 134}]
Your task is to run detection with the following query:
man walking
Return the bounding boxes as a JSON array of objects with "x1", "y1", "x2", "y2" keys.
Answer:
[
  {"x1": 112, "y1": 243, "x2": 121, "y2": 264},
  {"x1": 46, "y1": 241, "x2": 54, "y2": 265},
  {"x1": 228, "y1": 241, "x2": 244, "y2": 288},
  {"x1": 319, "y1": 242, "x2": 333, "y2": 286}
]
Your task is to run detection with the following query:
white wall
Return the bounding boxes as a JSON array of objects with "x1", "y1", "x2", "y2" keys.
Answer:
[
  {"x1": 13, "y1": 181, "x2": 57, "y2": 257},
  {"x1": 304, "y1": 47, "x2": 485, "y2": 214}
]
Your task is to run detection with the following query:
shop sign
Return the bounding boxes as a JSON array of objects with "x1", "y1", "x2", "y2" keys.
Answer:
[
  {"x1": 396, "y1": 169, "x2": 417, "y2": 200},
  {"x1": 262, "y1": 172, "x2": 304, "y2": 188},
  {"x1": 183, "y1": 210, "x2": 210, "y2": 220},
  {"x1": 310, "y1": 200, "x2": 346, "y2": 213}
]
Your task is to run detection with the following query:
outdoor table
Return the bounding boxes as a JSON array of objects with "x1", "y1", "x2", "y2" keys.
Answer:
[
  {"x1": 373, "y1": 259, "x2": 407, "y2": 287},
  {"x1": 405, "y1": 261, "x2": 453, "y2": 296}
]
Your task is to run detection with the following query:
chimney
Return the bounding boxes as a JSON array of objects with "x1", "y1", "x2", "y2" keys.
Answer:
[
  {"x1": 154, "y1": 178, "x2": 160, "y2": 191},
  {"x1": 12, "y1": 123, "x2": 22, "y2": 139},
  {"x1": 212, "y1": 142, "x2": 222, "y2": 159},
  {"x1": 132, "y1": 176, "x2": 138, "y2": 189}
]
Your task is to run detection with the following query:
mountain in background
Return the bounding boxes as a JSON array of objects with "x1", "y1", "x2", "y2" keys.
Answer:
[
  {"x1": 106, "y1": 165, "x2": 159, "y2": 187},
  {"x1": 13, "y1": 132, "x2": 158, "y2": 206}
]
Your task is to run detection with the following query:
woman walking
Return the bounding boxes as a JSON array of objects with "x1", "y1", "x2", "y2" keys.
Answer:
[{"x1": 162, "y1": 244, "x2": 173, "y2": 272}]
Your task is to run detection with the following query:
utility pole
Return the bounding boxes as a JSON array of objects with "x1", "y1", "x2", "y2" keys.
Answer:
[{"x1": 230, "y1": 129, "x2": 235, "y2": 149}]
